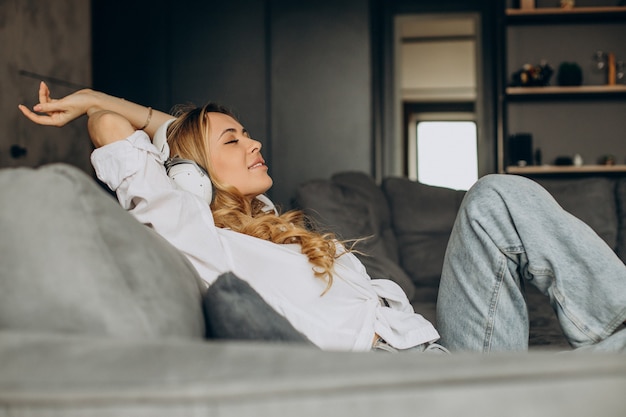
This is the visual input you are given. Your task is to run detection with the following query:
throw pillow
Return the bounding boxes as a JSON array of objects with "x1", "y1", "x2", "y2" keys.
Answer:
[{"x1": 203, "y1": 272, "x2": 312, "y2": 344}]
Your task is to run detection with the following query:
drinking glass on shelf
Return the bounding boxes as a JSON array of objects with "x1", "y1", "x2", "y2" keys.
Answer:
[
  {"x1": 617, "y1": 61, "x2": 625, "y2": 84},
  {"x1": 593, "y1": 50, "x2": 607, "y2": 72}
]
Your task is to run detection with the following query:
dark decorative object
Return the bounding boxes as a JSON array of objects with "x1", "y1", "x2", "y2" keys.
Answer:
[
  {"x1": 510, "y1": 61, "x2": 554, "y2": 87},
  {"x1": 508, "y1": 133, "x2": 533, "y2": 167},
  {"x1": 554, "y1": 156, "x2": 573, "y2": 166},
  {"x1": 10, "y1": 145, "x2": 27, "y2": 159},
  {"x1": 534, "y1": 148, "x2": 542, "y2": 166},
  {"x1": 557, "y1": 62, "x2": 583, "y2": 86}
]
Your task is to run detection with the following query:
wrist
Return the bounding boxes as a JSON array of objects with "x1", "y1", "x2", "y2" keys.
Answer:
[{"x1": 85, "y1": 90, "x2": 113, "y2": 117}]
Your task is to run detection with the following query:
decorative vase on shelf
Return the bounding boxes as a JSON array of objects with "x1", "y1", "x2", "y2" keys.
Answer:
[
  {"x1": 608, "y1": 52, "x2": 617, "y2": 86},
  {"x1": 617, "y1": 61, "x2": 625, "y2": 85},
  {"x1": 557, "y1": 62, "x2": 583, "y2": 86},
  {"x1": 560, "y1": 0, "x2": 575, "y2": 9}
]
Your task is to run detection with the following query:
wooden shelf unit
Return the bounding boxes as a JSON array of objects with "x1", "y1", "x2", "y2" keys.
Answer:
[
  {"x1": 506, "y1": 85, "x2": 626, "y2": 96},
  {"x1": 506, "y1": 164, "x2": 626, "y2": 175},
  {"x1": 497, "y1": 4, "x2": 626, "y2": 174},
  {"x1": 506, "y1": 6, "x2": 626, "y2": 17}
]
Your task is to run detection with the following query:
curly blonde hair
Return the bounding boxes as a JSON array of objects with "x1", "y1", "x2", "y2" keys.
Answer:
[{"x1": 165, "y1": 103, "x2": 341, "y2": 293}]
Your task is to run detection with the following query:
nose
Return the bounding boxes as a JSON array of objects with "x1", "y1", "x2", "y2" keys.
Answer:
[{"x1": 248, "y1": 137, "x2": 262, "y2": 153}]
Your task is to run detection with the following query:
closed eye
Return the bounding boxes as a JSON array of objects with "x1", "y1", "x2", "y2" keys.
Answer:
[{"x1": 225, "y1": 139, "x2": 239, "y2": 144}]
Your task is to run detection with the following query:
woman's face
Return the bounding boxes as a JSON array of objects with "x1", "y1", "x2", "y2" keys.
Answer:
[{"x1": 207, "y1": 112, "x2": 273, "y2": 199}]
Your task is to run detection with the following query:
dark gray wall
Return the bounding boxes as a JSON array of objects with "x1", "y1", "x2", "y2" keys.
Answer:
[
  {"x1": 2, "y1": 0, "x2": 92, "y2": 173},
  {"x1": 93, "y1": 0, "x2": 372, "y2": 208},
  {"x1": 169, "y1": 1, "x2": 269, "y2": 144},
  {"x1": 269, "y1": 1, "x2": 372, "y2": 205}
]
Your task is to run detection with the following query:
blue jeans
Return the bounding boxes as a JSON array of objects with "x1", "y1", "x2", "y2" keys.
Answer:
[{"x1": 437, "y1": 174, "x2": 626, "y2": 352}]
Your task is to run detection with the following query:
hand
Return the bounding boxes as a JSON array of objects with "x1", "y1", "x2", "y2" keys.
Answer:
[{"x1": 18, "y1": 81, "x2": 99, "y2": 127}]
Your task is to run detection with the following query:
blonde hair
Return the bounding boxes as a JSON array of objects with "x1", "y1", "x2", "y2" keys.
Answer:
[{"x1": 166, "y1": 103, "x2": 341, "y2": 293}]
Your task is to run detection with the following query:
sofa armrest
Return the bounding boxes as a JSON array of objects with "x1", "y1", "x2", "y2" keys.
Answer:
[{"x1": 2, "y1": 331, "x2": 625, "y2": 416}]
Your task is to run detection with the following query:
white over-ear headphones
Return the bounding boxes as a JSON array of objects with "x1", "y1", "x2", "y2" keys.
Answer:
[
  {"x1": 152, "y1": 119, "x2": 278, "y2": 214},
  {"x1": 153, "y1": 119, "x2": 215, "y2": 204}
]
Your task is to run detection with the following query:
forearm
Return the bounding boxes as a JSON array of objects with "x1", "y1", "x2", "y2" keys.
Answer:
[
  {"x1": 84, "y1": 90, "x2": 173, "y2": 137},
  {"x1": 19, "y1": 82, "x2": 174, "y2": 138}
]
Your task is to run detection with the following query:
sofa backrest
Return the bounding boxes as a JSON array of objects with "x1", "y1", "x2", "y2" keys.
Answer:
[
  {"x1": 615, "y1": 180, "x2": 626, "y2": 263},
  {"x1": 296, "y1": 172, "x2": 626, "y2": 297},
  {"x1": 535, "y1": 177, "x2": 618, "y2": 252},
  {"x1": 382, "y1": 177, "x2": 466, "y2": 289},
  {"x1": 294, "y1": 171, "x2": 416, "y2": 300},
  {"x1": 0, "y1": 164, "x2": 206, "y2": 340}
]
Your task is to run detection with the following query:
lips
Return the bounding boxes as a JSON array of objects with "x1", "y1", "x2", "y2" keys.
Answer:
[{"x1": 248, "y1": 158, "x2": 266, "y2": 170}]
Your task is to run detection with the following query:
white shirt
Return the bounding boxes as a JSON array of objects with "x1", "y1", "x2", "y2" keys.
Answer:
[{"x1": 91, "y1": 131, "x2": 439, "y2": 351}]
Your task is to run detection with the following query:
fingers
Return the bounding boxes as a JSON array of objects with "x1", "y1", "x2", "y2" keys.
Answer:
[
  {"x1": 18, "y1": 103, "x2": 71, "y2": 127},
  {"x1": 38, "y1": 81, "x2": 51, "y2": 105},
  {"x1": 18, "y1": 82, "x2": 73, "y2": 127},
  {"x1": 17, "y1": 104, "x2": 56, "y2": 126},
  {"x1": 32, "y1": 99, "x2": 70, "y2": 115}
]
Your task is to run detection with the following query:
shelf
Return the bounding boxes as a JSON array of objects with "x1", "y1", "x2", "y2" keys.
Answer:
[
  {"x1": 506, "y1": 85, "x2": 626, "y2": 97},
  {"x1": 506, "y1": 165, "x2": 626, "y2": 175},
  {"x1": 506, "y1": 6, "x2": 626, "y2": 23},
  {"x1": 506, "y1": 6, "x2": 626, "y2": 17},
  {"x1": 497, "y1": 5, "x2": 626, "y2": 174}
]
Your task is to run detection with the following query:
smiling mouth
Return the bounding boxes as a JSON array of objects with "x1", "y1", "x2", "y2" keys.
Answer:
[{"x1": 249, "y1": 161, "x2": 265, "y2": 169}]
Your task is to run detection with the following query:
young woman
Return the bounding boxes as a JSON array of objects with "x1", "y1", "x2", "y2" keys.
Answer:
[{"x1": 19, "y1": 82, "x2": 626, "y2": 353}]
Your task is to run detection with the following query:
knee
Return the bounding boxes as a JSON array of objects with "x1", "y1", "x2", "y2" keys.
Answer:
[
  {"x1": 468, "y1": 174, "x2": 539, "y2": 198},
  {"x1": 462, "y1": 174, "x2": 552, "y2": 217}
]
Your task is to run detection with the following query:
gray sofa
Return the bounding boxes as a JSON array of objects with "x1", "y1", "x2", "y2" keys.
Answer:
[
  {"x1": 1, "y1": 163, "x2": 626, "y2": 417},
  {"x1": 295, "y1": 172, "x2": 626, "y2": 349}
]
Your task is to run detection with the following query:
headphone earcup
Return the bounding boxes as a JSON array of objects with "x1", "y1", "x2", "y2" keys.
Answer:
[
  {"x1": 166, "y1": 159, "x2": 214, "y2": 204},
  {"x1": 154, "y1": 120, "x2": 213, "y2": 204}
]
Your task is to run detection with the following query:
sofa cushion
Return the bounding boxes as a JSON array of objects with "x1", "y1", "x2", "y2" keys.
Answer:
[
  {"x1": 535, "y1": 177, "x2": 618, "y2": 251},
  {"x1": 610, "y1": 178, "x2": 626, "y2": 263},
  {"x1": 0, "y1": 164, "x2": 205, "y2": 339},
  {"x1": 331, "y1": 172, "x2": 401, "y2": 263},
  {"x1": 383, "y1": 177, "x2": 466, "y2": 288},
  {"x1": 203, "y1": 272, "x2": 312, "y2": 343},
  {"x1": 295, "y1": 173, "x2": 416, "y2": 300}
]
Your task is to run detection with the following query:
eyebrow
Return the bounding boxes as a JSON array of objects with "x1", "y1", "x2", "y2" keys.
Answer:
[{"x1": 218, "y1": 127, "x2": 249, "y2": 139}]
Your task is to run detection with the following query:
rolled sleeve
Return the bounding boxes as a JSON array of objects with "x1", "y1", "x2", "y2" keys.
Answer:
[
  {"x1": 91, "y1": 130, "x2": 164, "y2": 192},
  {"x1": 90, "y1": 129, "x2": 230, "y2": 286}
]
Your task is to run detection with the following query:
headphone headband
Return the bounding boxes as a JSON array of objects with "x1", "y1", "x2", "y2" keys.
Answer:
[{"x1": 153, "y1": 118, "x2": 176, "y2": 157}]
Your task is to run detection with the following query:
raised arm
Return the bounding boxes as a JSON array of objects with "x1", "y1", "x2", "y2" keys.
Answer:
[
  {"x1": 18, "y1": 82, "x2": 173, "y2": 139},
  {"x1": 84, "y1": 110, "x2": 135, "y2": 148}
]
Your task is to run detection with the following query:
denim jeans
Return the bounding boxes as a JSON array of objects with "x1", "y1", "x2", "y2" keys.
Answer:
[{"x1": 437, "y1": 174, "x2": 626, "y2": 352}]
